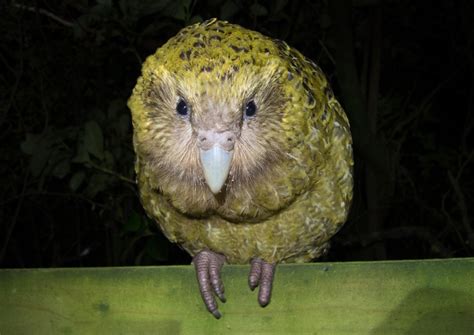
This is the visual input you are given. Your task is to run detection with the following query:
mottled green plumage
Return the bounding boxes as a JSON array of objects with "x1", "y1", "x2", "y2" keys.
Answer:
[{"x1": 128, "y1": 19, "x2": 353, "y2": 264}]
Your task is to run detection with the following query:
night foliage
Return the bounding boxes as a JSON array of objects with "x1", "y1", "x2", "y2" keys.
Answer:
[{"x1": 1, "y1": 0, "x2": 472, "y2": 268}]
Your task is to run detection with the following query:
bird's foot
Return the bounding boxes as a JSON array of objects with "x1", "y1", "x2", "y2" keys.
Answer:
[
  {"x1": 248, "y1": 258, "x2": 276, "y2": 307},
  {"x1": 193, "y1": 250, "x2": 226, "y2": 319}
]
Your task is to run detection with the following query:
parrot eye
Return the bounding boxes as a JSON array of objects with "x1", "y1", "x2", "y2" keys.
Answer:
[
  {"x1": 244, "y1": 100, "x2": 257, "y2": 118},
  {"x1": 176, "y1": 99, "x2": 189, "y2": 116}
]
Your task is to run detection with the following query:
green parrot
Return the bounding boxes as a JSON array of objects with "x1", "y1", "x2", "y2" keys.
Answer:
[{"x1": 128, "y1": 18, "x2": 353, "y2": 318}]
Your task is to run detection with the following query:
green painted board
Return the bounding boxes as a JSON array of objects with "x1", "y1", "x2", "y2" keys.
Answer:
[{"x1": 0, "y1": 258, "x2": 473, "y2": 334}]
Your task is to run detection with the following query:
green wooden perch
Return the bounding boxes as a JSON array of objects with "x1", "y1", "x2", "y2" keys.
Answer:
[{"x1": 1, "y1": 258, "x2": 473, "y2": 334}]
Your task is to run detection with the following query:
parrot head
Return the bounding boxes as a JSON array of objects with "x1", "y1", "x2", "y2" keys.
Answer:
[
  {"x1": 128, "y1": 21, "x2": 293, "y2": 204},
  {"x1": 149, "y1": 64, "x2": 285, "y2": 196},
  {"x1": 128, "y1": 19, "x2": 327, "y2": 218}
]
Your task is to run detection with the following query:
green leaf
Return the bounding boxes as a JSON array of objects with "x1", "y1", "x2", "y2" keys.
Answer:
[
  {"x1": 162, "y1": 0, "x2": 192, "y2": 21},
  {"x1": 52, "y1": 159, "x2": 71, "y2": 179},
  {"x1": 274, "y1": 0, "x2": 288, "y2": 13},
  {"x1": 84, "y1": 121, "x2": 104, "y2": 160},
  {"x1": 69, "y1": 171, "x2": 86, "y2": 191},
  {"x1": 250, "y1": 3, "x2": 268, "y2": 16},
  {"x1": 21, "y1": 130, "x2": 67, "y2": 177},
  {"x1": 188, "y1": 15, "x2": 203, "y2": 25},
  {"x1": 72, "y1": 143, "x2": 91, "y2": 164},
  {"x1": 220, "y1": 0, "x2": 240, "y2": 20},
  {"x1": 171, "y1": 5, "x2": 187, "y2": 21},
  {"x1": 85, "y1": 173, "x2": 109, "y2": 198}
]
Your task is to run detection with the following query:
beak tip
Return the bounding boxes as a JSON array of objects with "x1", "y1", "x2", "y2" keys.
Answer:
[
  {"x1": 208, "y1": 184, "x2": 224, "y2": 194},
  {"x1": 199, "y1": 146, "x2": 234, "y2": 195}
]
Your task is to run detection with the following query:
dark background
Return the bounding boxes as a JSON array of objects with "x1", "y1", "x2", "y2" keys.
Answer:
[{"x1": 1, "y1": 0, "x2": 472, "y2": 268}]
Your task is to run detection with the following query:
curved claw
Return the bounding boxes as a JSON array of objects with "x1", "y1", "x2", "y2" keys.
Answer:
[
  {"x1": 248, "y1": 258, "x2": 276, "y2": 307},
  {"x1": 193, "y1": 250, "x2": 226, "y2": 318}
]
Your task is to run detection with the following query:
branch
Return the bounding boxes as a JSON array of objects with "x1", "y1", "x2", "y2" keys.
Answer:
[
  {"x1": 88, "y1": 162, "x2": 136, "y2": 185},
  {"x1": 12, "y1": 2, "x2": 74, "y2": 28}
]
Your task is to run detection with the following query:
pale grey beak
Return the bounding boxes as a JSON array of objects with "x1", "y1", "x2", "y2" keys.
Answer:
[{"x1": 199, "y1": 146, "x2": 234, "y2": 194}]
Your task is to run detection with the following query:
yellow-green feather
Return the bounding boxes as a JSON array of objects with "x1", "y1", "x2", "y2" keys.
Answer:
[{"x1": 128, "y1": 19, "x2": 353, "y2": 264}]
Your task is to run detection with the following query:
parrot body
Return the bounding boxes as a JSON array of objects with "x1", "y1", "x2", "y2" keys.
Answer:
[{"x1": 128, "y1": 18, "x2": 353, "y2": 317}]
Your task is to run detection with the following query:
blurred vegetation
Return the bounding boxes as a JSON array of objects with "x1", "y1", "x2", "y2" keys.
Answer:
[{"x1": 0, "y1": 0, "x2": 472, "y2": 268}]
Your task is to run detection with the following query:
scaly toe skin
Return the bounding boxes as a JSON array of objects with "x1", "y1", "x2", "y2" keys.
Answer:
[
  {"x1": 248, "y1": 258, "x2": 276, "y2": 307},
  {"x1": 258, "y1": 262, "x2": 276, "y2": 307},
  {"x1": 193, "y1": 250, "x2": 226, "y2": 318},
  {"x1": 248, "y1": 258, "x2": 262, "y2": 291}
]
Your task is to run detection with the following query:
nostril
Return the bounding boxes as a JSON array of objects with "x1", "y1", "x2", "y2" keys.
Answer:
[
  {"x1": 226, "y1": 133, "x2": 236, "y2": 143},
  {"x1": 197, "y1": 130, "x2": 236, "y2": 149}
]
